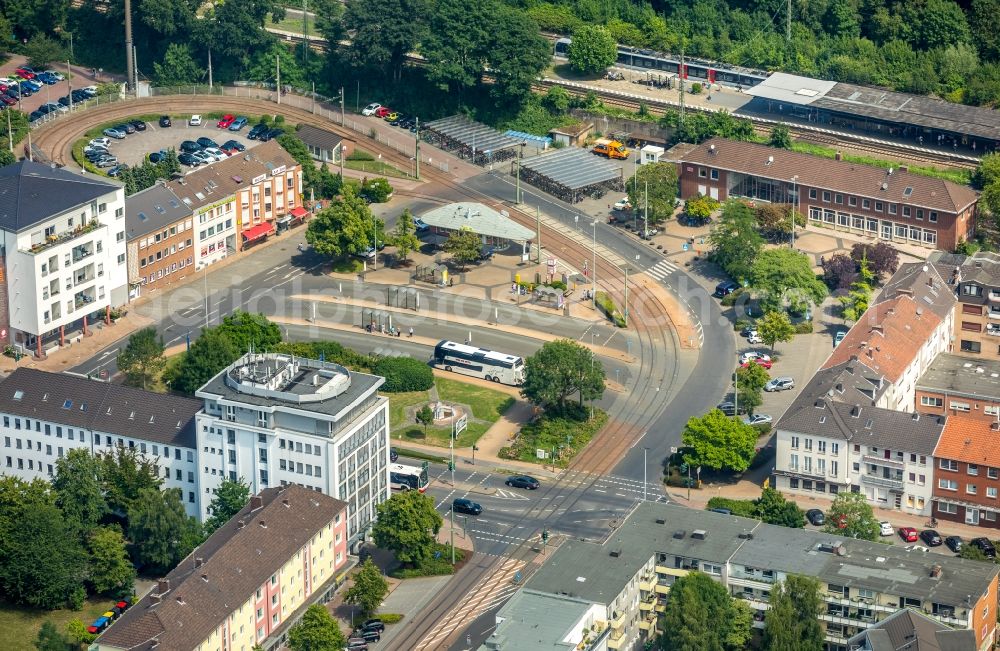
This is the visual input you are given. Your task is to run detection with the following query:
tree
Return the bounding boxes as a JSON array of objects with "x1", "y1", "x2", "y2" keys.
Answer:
[
  {"x1": 684, "y1": 194, "x2": 718, "y2": 223},
  {"x1": 88, "y1": 526, "x2": 136, "y2": 597},
  {"x1": 344, "y1": 557, "x2": 389, "y2": 615},
  {"x1": 343, "y1": 0, "x2": 429, "y2": 81},
  {"x1": 849, "y1": 242, "x2": 899, "y2": 282},
  {"x1": 288, "y1": 604, "x2": 347, "y2": 651},
  {"x1": 372, "y1": 357, "x2": 434, "y2": 392},
  {"x1": 661, "y1": 572, "x2": 751, "y2": 651},
  {"x1": 709, "y1": 201, "x2": 763, "y2": 282},
  {"x1": 442, "y1": 227, "x2": 482, "y2": 271},
  {"x1": 681, "y1": 410, "x2": 758, "y2": 473},
  {"x1": 757, "y1": 311, "x2": 795, "y2": 352},
  {"x1": 522, "y1": 339, "x2": 605, "y2": 414},
  {"x1": 99, "y1": 446, "x2": 163, "y2": 516},
  {"x1": 419, "y1": 0, "x2": 492, "y2": 94},
  {"x1": 35, "y1": 621, "x2": 69, "y2": 651},
  {"x1": 734, "y1": 363, "x2": 768, "y2": 415},
  {"x1": 52, "y1": 448, "x2": 107, "y2": 536},
  {"x1": 0, "y1": 110, "x2": 30, "y2": 149},
  {"x1": 839, "y1": 254, "x2": 874, "y2": 322},
  {"x1": 415, "y1": 405, "x2": 434, "y2": 435},
  {"x1": 754, "y1": 203, "x2": 801, "y2": 241},
  {"x1": 755, "y1": 488, "x2": 805, "y2": 528},
  {"x1": 488, "y1": 6, "x2": 550, "y2": 103},
  {"x1": 371, "y1": 491, "x2": 442, "y2": 566},
  {"x1": 822, "y1": 491, "x2": 879, "y2": 541},
  {"x1": 117, "y1": 327, "x2": 166, "y2": 390},
  {"x1": 822, "y1": 253, "x2": 858, "y2": 290},
  {"x1": 204, "y1": 478, "x2": 251, "y2": 534},
  {"x1": 0, "y1": 502, "x2": 85, "y2": 609},
  {"x1": 0, "y1": 150, "x2": 15, "y2": 166},
  {"x1": 306, "y1": 186, "x2": 377, "y2": 259},
  {"x1": 127, "y1": 488, "x2": 203, "y2": 575},
  {"x1": 152, "y1": 43, "x2": 204, "y2": 87},
  {"x1": 360, "y1": 177, "x2": 393, "y2": 203},
  {"x1": 389, "y1": 209, "x2": 421, "y2": 263},
  {"x1": 167, "y1": 327, "x2": 239, "y2": 395},
  {"x1": 64, "y1": 619, "x2": 95, "y2": 646},
  {"x1": 626, "y1": 162, "x2": 679, "y2": 225},
  {"x1": 23, "y1": 35, "x2": 68, "y2": 69},
  {"x1": 567, "y1": 25, "x2": 617, "y2": 74},
  {"x1": 764, "y1": 575, "x2": 824, "y2": 651},
  {"x1": 750, "y1": 248, "x2": 828, "y2": 314},
  {"x1": 971, "y1": 0, "x2": 1000, "y2": 62},
  {"x1": 217, "y1": 310, "x2": 282, "y2": 354},
  {"x1": 768, "y1": 124, "x2": 793, "y2": 149}
]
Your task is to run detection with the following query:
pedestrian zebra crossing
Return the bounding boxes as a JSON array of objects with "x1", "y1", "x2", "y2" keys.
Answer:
[{"x1": 646, "y1": 259, "x2": 678, "y2": 281}]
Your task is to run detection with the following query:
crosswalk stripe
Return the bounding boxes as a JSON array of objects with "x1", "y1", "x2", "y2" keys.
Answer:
[{"x1": 646, "y1": 260, "x2": 678, "y2": 281}]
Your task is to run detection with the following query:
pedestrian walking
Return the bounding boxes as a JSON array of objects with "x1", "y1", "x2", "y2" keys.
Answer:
[{"x1": 408, "y1": 327, "x2": 414, "y2": 337}]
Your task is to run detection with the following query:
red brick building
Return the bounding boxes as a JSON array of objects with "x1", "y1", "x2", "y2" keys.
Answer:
[
  {"x1": 676, "y1": 138, "x2": 979, "y2": 250},
  {"x1": 932, "y1": 413, "x2": 1000, "y2": 529}
]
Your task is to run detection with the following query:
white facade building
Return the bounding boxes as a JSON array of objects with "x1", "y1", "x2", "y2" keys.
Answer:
[
  {"x1": 0, "y1": 162, "x2": 128, "y2": 357},
  {"x1": 0, "y1": 368, "x2": 202, "y2": 517},
  {"x1": 195, "y1": 353, "x2": 390, "y2": 550}
]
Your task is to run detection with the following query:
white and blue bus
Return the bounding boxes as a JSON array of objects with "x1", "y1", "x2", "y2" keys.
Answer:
[
  {"x1": 433, "y1": 340, "x2": 525, "y2": 386},
  {"x1": 389, "y1": 463, "x2": 429, "y2": 492}
]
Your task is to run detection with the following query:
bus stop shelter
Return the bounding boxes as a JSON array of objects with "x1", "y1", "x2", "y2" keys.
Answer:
[
  {"x1": 423, "y1": 115, "x2": 524, "y2": 166},
  {"x1": 518, "y1": 147, "x2": 625, "y2": 203}
]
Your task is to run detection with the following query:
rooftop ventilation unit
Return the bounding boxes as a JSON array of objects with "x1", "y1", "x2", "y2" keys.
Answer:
[{"x1": 691, "y1": 529, "x2": 708, "y2": 540}]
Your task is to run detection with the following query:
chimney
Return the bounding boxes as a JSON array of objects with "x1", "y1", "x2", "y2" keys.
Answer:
[
  {"x1": 930, "y1": 564, "x2": 943, "y2": 578},
  {"x1": 835, "y1": 151, "x2": 842, "y2": 161},
  {"x1": 250, "y1": 495, "x2": 263, "y2": 510},
  {"x1": 150, "y1": 594, "x2": 161, "y2": 604},
  {"x1": 194, "y1": 557, "x2": 204, "y2": 568},
  {"x1": 886, "y1": 307, "x2": 895, "y2": 316},
  {"x1": 870, "y1": 325, "x2": 883, "y2": 335},
  {"x1": 157, "y1": 579, "x2": 170, "y2": 595},
  {"x1": 282, "y1": 498, "x2": 290, "y2": 507},
  {"x1": 867, "y1": 348, "x2": 874, "y2": 359},
  {"x1": 201, "y1": 574, "x2": 209, "y2": 582},
  {"x1": 259, "y1": 520, "x2": 267, "y2": 529},
  {"x1": 895, "y1": 288, "x2": 913, "y2": 297}
]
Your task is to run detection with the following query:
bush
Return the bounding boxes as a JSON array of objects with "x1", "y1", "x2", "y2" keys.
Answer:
[
  {"x1": 274, "y1": 341, "x2": 374, "y2": 371},
  {"x1": 372, "y1": 357, "x2": 434, "y2": 392},
  {"x1": 734, "y1": 317, "x2": 753, "y2": 332},
  {"x1": 706, "y1": 497, "x2": 757, "y2": 517},
  {"x1": 595, "y1": 291, "x2": 626, "y2": 327},
  {"x1": 390, "y1": 544, "x2": 463, "y2": 578},
  {"x1": 794, "y1": 320, "x2": 814, "y2": 334},
  {"x1": 376, "y1": 613, "x2": 404, "y2": 624},
  {"x1": 720, "y1": 287, "x2": 746, "y2": 306},
  {"x1": 690, "y1": 82, "x2": 703, "y2": 94},
  {"x1": 348, "y1": 149, "x2": 376, "y2": 161},
  {"x1": 361, "y1": 177, "x2": 394, "y2": 203}
]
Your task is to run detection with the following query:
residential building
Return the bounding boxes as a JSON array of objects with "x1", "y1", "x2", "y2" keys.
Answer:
[
  {"x1": 677, "y1": 137, "x2": 978, "y2": 250},
  {"x1": 486, "y1": 503, "x2": 998, "y2": 651},
  {"x1": 846, "y1": 608, "x2": 976, "y2": 651},
  {"x1": 94, "y1": 485, "x2": 349, "y2": 651},
  {"x1": 124, "y1": 182, "x2": 195, "y2": 297},
  {"x1": 774, "y1": 364, "x2": 945, "y2": 514},
  {"x1": 915, "y1": 353, "x2": 1000, "y2": 422},
  {"x1": 295, "y1": 124, "x2": 353, "y2": 164},
  {"x1": 932, "y1": 413, "x2": 1000, "y2": 529},
  {"x1": 933, "y1": 251, "x2": 1000, "y2": 360},
  {"x1": 194, "y1": 352, "x2": 390, "y2": 551},
  {"x1": 166, "y1": 140, "x2": 302, "y2": 265},
  {"x1": 0, "y1": 161, "x2": 128, "y2": 357},
  {"x1": 0, "y1": 368, "x2": 202, "y2": 517}
]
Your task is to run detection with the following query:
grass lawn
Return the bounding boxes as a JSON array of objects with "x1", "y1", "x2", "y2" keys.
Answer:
[
  {"x1": 343, "y1": 158, "x2": 413, "y2": 179},
  {"x1": 329, "y1": 257, "x2": 365, "y2": 274},
  {"x1": 435, "y1": 377, "x2": 515, "y2": 421},
  {"x1": 0, "y1": 598, "x2": 113, "y2": 650},
  {"x1": 149, "y1": 354, "x2": 185, "y2": 393},
  {"x1": 387, "y1": 379, "x2": 513, "y2": 448},
  {"x1": 271, "y1": 15, "x2": 306, "y2": 34},
  {"x1": 387, "y1": 390, "x2": 430, "y2": 431}
]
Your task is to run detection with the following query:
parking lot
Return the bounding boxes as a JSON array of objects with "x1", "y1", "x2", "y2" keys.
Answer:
[
  {"x1": 0, "y1": 56, "x2": 108, "y2": 115},
  {"x1": 89, "y1": 116, "x2": 262, "y2": 168}
]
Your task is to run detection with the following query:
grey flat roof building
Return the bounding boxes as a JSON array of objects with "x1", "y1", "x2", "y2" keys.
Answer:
[
  {"x1": 917, "y1": 353, "x2": 1000, "y2": 402},
  {"x1": 483, "y1": 591, "x2": 595, "y2": 651}
]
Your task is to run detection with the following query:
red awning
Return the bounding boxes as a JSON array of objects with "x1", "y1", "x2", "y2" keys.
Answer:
[
  {"x1": 242, "y1": 222, "x2": 275, "y2": 242},
  {"x1": 289, "y1": 206, "x2": 308, "y2": 219}
]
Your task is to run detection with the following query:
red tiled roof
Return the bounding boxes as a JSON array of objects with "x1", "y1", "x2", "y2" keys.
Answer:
[
  {"x1": 936, "y1": 413, "x2": 1000, "y2": 465},
  {"x1": 823, "y1": 295, "x2": 942, "y2": 383}
]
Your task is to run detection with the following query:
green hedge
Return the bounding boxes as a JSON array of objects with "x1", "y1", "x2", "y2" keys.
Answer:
[
  {"x1": 706, "y1": 497, "x2": 758, "y2": 518},
  {"x1": 372, "y1": 357, "x2": 434, "y2": 392},
  {"x1": 794, "y1": 320, "x2": 814, "y2": 334},
  {"x1": 595, "y1": 291, "x2": 626, "y2": 328},
  {"x1": 375, "y1": 613, "x2": 404, "y2": 624},
  {"x1": 390, "y1": 544, "x2": 464, "y2": 578},
  {"x1": 720, "y1": 287, "x2": 746, "y2": 306}
]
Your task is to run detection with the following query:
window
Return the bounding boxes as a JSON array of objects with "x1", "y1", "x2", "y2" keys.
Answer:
[
  {"x1": 988, "y1": 487, "x2": 998, "y2": 499},
  {"x1": 830, "y1": 461, "x2": 838, "y2": 477},
  {"x1": 989, "y1": 468, "x2": 999, "y2": 480},
  {"x1": 835, "y1": 193, "x2": 843, "y2": 204},
  {"x1": 950, "y1": 401, "x2": 971, "y2": 412},
  {"x1": 939, "y1": 459, "x2": 958, "y2": 471},
  {"x1": 967, "y1": 484, "x2": 978, "y2": 495},
  {"x1": 938, "y1": 502, "x2": 957, "y2": 514},
  {"x1": 848, "y1": 196, "x2": 857, "y2": 207},
  {"x1": 888, "y1": 203, "x2": 897, "y2": 214},
  {"x1": 961, "y1": 340, "x2": 982, "y2": 353},
  {"x1": 920, "y1": 396, "x2": 943, "y2": 407},
  {"x1": 710, "y1": 169, "x2": 719, "y2": 180},
  {"x1": 963, "y1": 284, "x2": 984, "y2": 296},
  {"x1": 116, "y1": 231, "x2": 124, "y2": 242},
  {"x1": 969, "y1": 464, "x2": 980, "y2": 476},
  {"x1": 789, "y1": 454, "x2": 799, "y2": 471},
  {"x1": 938, "y1": 478, "x2": 958, "y2": 490},
  {"x1": 822, "y1": 191, "x2": 831, "y2": 202},
  {"x1": 790, "y1": 436, "x2": 799, "y2": 449},
  {"x1": 809, "y1": 189, "x2": 817, "y2": 199},
  {"x1": 862, "y1": 199, "x2": 870, "y2": 209},
  {"x1": 698, "y1": 168, "x2": 707, "y2": 178},
  {"x1": 818, "y1": 441, "x2": 826, "y2": 454},
  {"x1": 917, "y1": 209, "x2": 924, "y2": 220},
  {"x1": 929, "y1": 211, "x2": 938, "y2": 223},
  {"x1": 875, "y1": 201, "x2": 883, "y2": 212}
]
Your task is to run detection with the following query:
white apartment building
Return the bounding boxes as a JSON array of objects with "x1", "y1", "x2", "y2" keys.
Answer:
[
  {"x1": 0, "y1": 368, "x2": 203, "y2": 517},
  {"x1": 774, "y1": 365, "x2": 945, "y2": 515},
  {"x1": 0, "y1": 161, "x2": 128, "y2": 357},
  {"x1": 194, "y1": 352, "x2": 390, "y2": 551}
]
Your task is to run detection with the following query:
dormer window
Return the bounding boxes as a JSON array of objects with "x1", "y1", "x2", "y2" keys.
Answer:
[{"x1": 963, "y1": 284, "x2": 983, "y2": 297}]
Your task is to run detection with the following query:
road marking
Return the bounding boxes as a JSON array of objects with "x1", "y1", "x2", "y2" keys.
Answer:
[{"x1": 646, "y1": 259, "x2": 677, "y2": 281}]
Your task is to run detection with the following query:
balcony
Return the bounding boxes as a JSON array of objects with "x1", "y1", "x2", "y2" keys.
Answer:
[
  {"x1": 639, "y1": 580, "x2": 654, "y2": 592},
  {"x1": 729, "y1": 570, "x2": 777, "y2": 587},
  {"x1": 72, "y1": 242, "x2": 94, "y2": 263},
  {"x1": 987, "y1": 324, "x2": 1000, "y2": 337},
  {"x1": 821, "y1": 612, "x2": 876, "y2": 627},
  {"x1": 24, "y1": 220, "x2": 100, "y2": 255},
  {"x1": 860, "y1": 473, "x2": 904, "y2": 490},
  {"x1": 74, "y1": 266, "x2": 95, "y2": 287},
  {"x1": 74, "y1": 289, "x2": 96, "y2": 311},
  {"x1": 862, "y1": 454, "x2": 904, "y2": 468},
  {"x1": 611, "y1": 611, "x2": 627, "y2": 630}
]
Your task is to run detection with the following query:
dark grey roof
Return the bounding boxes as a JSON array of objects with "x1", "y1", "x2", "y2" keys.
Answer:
[
  {"x1": 847, "y1": 608, "x2": 977, "y2": 651},
  {"x1": 777, "y1": 364, "x2": 945, "y2": 453},
  {"x1": 876, "y1": 261, "x2": 955, "y2": 321},
  {"x1": 295, "y1": 124, "x2": 344, "y2": 151},
  {"x1": 0, "y1": 161, "x2": 118, "y2": 232},
  {"x1": 0, "y1": 368, "x2": 200, "y2": 448},
  {"x1": 125, "y1": 183, "x2": 191, "y2": 241},
  {"x1": 917, "y1": 353, "x2": 1000, "y2": 402},
  {"x1": 791, "y1": 360, "x2": 889, "y2": 411}
]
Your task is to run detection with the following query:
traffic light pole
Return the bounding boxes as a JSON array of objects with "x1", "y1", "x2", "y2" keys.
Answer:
[{"x1": 450, "y1": 507, "x2": 455, "y2": 565}]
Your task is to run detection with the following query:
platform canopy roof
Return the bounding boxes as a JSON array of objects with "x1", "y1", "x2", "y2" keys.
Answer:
[
  {"x1": 424, "y1": 115, "x2": 524, "y2": 154},
  {"x1": 520, "y1": 147, "x2": 623, "y2": 191}
]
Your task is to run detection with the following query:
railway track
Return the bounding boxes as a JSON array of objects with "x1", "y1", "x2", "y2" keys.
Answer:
[{"x1": 33, "y1": 92, "x2": 685, "y2": 649}]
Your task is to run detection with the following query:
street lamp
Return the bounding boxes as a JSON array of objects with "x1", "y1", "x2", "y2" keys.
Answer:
[
  {"x1": 590, "y1": 332, "x2": 597, "y2": 420},
  {"x1": 515, "y1": 141, "x2": 526, "y2": 204},
  {"x1": 591, "y1": 221, "x2": 597, "y2": 309},
  {"x1": 790, "y1": 175, "x2": 799, "y2": 249}
]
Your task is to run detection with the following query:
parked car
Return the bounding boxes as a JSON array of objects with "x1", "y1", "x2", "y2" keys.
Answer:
[
  {"x1": 898, "y1": 526, "x2": 919, "y2": 543},
  {"x1": 879, "y1": 521, "x2": 893, "y2": 536},
  {"x1": 189, "y1": 114, "x2": 202, "y2": 126},
  {"x1": 742, "y1": 414, "x2": 772, "y2": 426},
  {"x1": 0, "y1": 96, "x2": 15, "y2": 107},
  {"x1": 833, "y1": 330, "x2": 848, "y2": 347},
  {"x1": 739, "y1": 352, "x2": 771, "y2": 366},
  {"x1": 716, "y1": 401, "x2": 746, "y2": 416},
  {"x1": 383, "y1": 111, "x2": 400, "y2": 122},
  {"x1": 805, "y1": 509, "x2": 825, "y2": 526},
  {"x1": 228, "y1": 116, "x2": 248, "y2": 131},
  {"x1": 129, "y1": 120, "x2": 147, "y2": 131},
  {"x1": 17, "y1": 82, "x2": 32, "y2": 96},
  {"x1": 362, "y1": 103, "x2": 382, "y2": 116},
  {"x1": 374, "y1": 106, "x2": 392, "y2": 118},
  {"x1": 945, "y1": 536, "x2": 963, "y2": 553},
  {"x1": 612, "y1": 197, "x2": 632, "y2": 211},
  {"x1": 414, "y1": 218, "x2": 429, "y2": 232},
  {"x1": 45, "y1": 71, "x2": 65, "y2": 81},
  {"x1": 505, "y1": 475, "x2": 539, "y2": 490},
  {"x1": 362, "y1": 619, "x2": 384, "y2": 633},
  {"x1": 202, "y1": 147, "x2": 226, "y2": 162},
  {"x1": 764, "y1": 377, "x2": 795, "y2": 392},
  {"x1": 147, "y1": 149, "x2": 169, "y2": 163},
  {"x1": 107, "y1": 164, "x2": 129, "y2": 177},
  {"x1": 713, "y1": 280, "x2": 740, "y2": 298},
  {"x1": 159, "y1": 115, "x2": 172, "y2": 127},
  {"x1": 216, "y1": 114, "x2": 235, "y2": 129},
  {"x1": 452, "y1": 498, "x2": 483, "y2": 515},
  {"x1": 46, "y1": 101, "x2": 67, "y2": 113},
  {"x1": 746, "y1": 333, "x2": 764, "y2": 344},
  {"x1": 81, "y1": 86, "x2": 98, "y2": 97},
  {"x1": 180, "y1": 140, "x2": 202, "y2": 153},
  {"x1": 260, "y1": 128, "x2": 284, "y2": 141},
  {"x1": 15, "y1": 67, "x2": 35, "y2": 79},
  {"x1": 221, "y1": 140, "x2": 245, "y2": 154},
  {"x1": 89, "y1": 137, "x2": 112, "y2": 148},
  {"x1": 346, "y1": 640, "x2": 367, "y2": 651},
  {"x1": 351, "y1": 629, "x2": 380, "y2": 643},
  {"x1": 972, "y1": 537, "x2": 997, "y2": 558},
  {"x1": 905, "y1": 545, "x2": 930, "y2": 553},
  {"x1": 920, "y1": 529, "x2": 942, "y2": 546},
  {"x1": 178, "y1": 152, "x2": 200, "y2": 167},
  {"x1": 102, "y1": 127, "x2": 126, "y2": 139},
  {"x1": 191, "y1": 150, "x2": 213, "y2": 165},
  {"x1": 247, "y1": 123, "x2": 269, "y2": 139},
  {"x1": 196, "y1": 137, "x2": 219, "y2": 149},
  {"x1": 741, "y1": 358, "x2": 772, "y2": 370},
  {"x1": 28, "y1": 110, "x2": 43, "y2": 122},
  {"x1": 94, "y1": 157, "x2": 119, "y2": 168}
]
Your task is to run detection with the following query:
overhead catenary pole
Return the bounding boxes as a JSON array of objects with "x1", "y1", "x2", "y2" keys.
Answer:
[
  {"x1": 535, "y1": 205, "x2": 541, "y2": 264},
  {"x1": 66, "y1": 60, "x2": 72, "y2": 112},
  {"x1": 644, "y1": 180, "x2": 649, "y2": 239},
  {"x1": 302, "y1": 0, "x2": 309, "y2": 67},
  {"x1": 133, "y1": 46, "x2": 139, "y2": 96},
  {"x1": 678, "y1": 47, "x2": 685, "y2": 132},
  {"x1": 623, "y1": 265, "x2": 629, "y2": 327},
  {"x1": 414, "y1": 117, "x2": 420, "y2": 180},
  {"x1": 340, "y1": 86, "x2": 345, "y2": 126},
  {"x1": 6, "y1": 109, "x2": 13, "y2": 154},
  {"x1": 791, "y1": 175, "x2": 798, "y2": 249},
  {"x1": 207, "y1": 48, "x2": 213, "y2": 90},
  {"x1": 124, "y1": 0, "x2": 135, "y2": 94},
  {"x1": 276, "y1": 54, "x2": 281, "y2": 105},
  {"x1": 592, "y1": 221, "x2": 597, "y2": 310}
]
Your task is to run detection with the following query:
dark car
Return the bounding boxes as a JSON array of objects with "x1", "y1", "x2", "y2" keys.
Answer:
[
  {"x1": 362, "y1": 619, "x2": 385, "y2": 633},
  {"x1": 945, "y1": 536, "x2": 963, "y2": 553},
  {"x1": 180, "y1": 140, "x2": 202, "y2": 153},
  {"x1": 29, "y1": 110, "x2": 43, "y2": 122},
  {"x1": 17, "y1": 82, "x2": 32, "y2": 96},
  {"x1": 716, "y1": 401, "x2": 746, "y2": 416},
  {"x1": 713, "y1": 280, "x2": 740, "y2": 298},
  {"x1": 118, "y1": 122, "x2": 135, "y2": 134},
  {"x1": 107, "y1": 164, "x2": 129, "y2": 177},
  {"x1": 196, "y1": 137, "x2": 219, "y2": 149},
  {"x1": 178, "y1": 152, "x2": 200, "y2": 167},
  {"x1": 346, "y1": 640, "x2": 367, "y2": 651},
  {"x1": 229, "y1": 116, "x2": 248, "y2": 131},
  {"x1": 972, "y1": 537, "x2": 997, "y2": 558},
  {"x1": 453, "y1": 498, "x2": 483, "y2": 516},
  {"x1": 221, "y1": 139, "x2": 246, "y2": 154},
  {"x1": 352, "y1": 629, "x2": 380, "y2": 642},
  {"x1": 919, "y1": 529, "x2": 942, "y2": 546},
  {"x1": 260, "y1": 127, "x2": 284, "y2": 142},
  {"x1": 247, "y1": 123, "x2": 269, "y2": 139},
  {"x1": 148, "y1": 149, "x2": 169, "y2": 163},
  {"x1": 739, "y1": 324, "x2": 757, "y2": 337},
  {"x1": 159, "y1": 115, "x2": 172, "y2": 127},
  {"x1": 130, "y1": 120, "x2": 147, "y2": 131},
  {"x1": 505, "y1": 475, "x2": 539, "y2": 490},
  {"x1": 0, "y1": 95, "x2": 14, "y2": 107},
  {"x1": 805, "y1": 509, "x2": 825, "y2": 526},
  {"x1": 389, "y1": 447, "x2": 398, "y2": 463}
]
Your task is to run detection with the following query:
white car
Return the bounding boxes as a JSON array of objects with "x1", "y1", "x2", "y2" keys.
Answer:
[
  {"x1": 191, "y1": 150, "x2": 213, "y2": 164},
  {"x1": 739, "y1": 351, "x2": 771, "y2": 365},
  {"x1": 746, "y1": 333, "x2": 763, "y2": 344},
  {"x1": 742, "y1": 414, "x2": 772, "y2": 426},
  {"x1": 189, "y1": 114, "x2": 202, "y2": 126},
  {"x1": 202, "y1": 147, "x2": 226, "y2": 162},
  {"x1": 764, "y1": 377, "x2": 795, "y2": 392},
  {"x1": 879, "y1": 521, "x2": 893, "y2": 536},
  {"x1": 612, "y1": 197, "x2": 632, "y2": 211},
  {"x1": 905, "y1": 545, "x2": 930, "y2": 553},
  {"x1": 89, "y1": 137, "x2": 111, "y2": 148},
  {"x1": 45, "y1": 71, "x2": 65, "y2": 81},
  {"x1": 361, "y1": 103, "x2": 382, "y2": 116}
]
